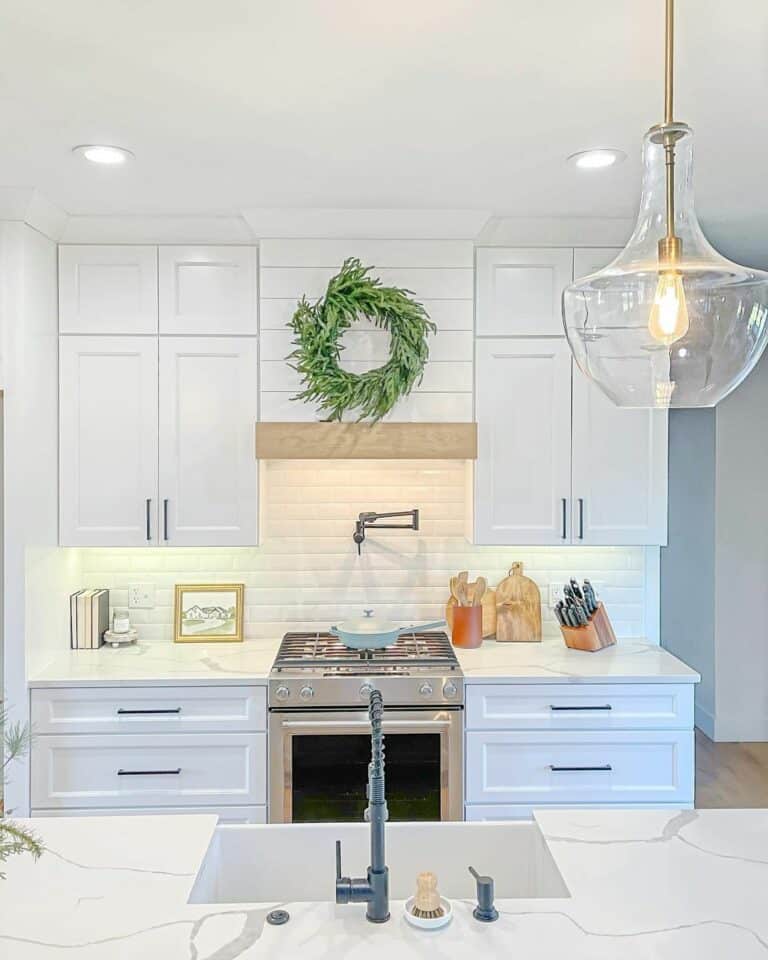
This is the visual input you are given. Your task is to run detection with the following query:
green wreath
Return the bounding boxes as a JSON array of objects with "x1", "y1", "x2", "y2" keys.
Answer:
[{"x1": 287, "y1": 258, "x2": 436, "y2": 422}]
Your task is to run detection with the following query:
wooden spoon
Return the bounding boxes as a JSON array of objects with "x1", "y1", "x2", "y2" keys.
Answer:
[
  {"x1": 473, "y1": 576, "x2": 487, "y2": 607},
  {"x1": 449, "y1": 576, "x2": 460, "y2": 604}
]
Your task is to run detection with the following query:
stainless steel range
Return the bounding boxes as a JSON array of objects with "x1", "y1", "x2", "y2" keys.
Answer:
[{"x1": 268, "y1": 630, "x2": 464, "y2": 823}]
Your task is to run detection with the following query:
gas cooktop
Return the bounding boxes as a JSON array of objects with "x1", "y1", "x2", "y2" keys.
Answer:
[{"x1": 268, "y1": 631, "x2": 463, "y2": 709}]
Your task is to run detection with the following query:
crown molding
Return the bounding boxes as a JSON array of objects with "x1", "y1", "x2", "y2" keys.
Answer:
[
  {"x1": 242, "y1": 207, "x2": 492, "y2": 239},
  {"x1": 477, "y1": 215, "x2": 634, "y2": 247},
  {"x1": 0, "y1": 188, "x2": 67, "y2": 240},
  {"x1": 60, "y1": 215, "x2": 254, "y2": 244}
]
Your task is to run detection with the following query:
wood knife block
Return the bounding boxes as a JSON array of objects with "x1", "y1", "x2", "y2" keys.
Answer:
[{"x1": 560, "y1": 602, "x2": 616, "y2": 652}]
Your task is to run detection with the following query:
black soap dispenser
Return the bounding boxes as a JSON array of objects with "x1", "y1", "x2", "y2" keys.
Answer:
[{"x1": 469, "y1": 866, "x2": 499, "y2": 922}]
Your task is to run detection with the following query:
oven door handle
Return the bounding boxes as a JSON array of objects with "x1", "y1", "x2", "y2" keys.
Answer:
[{"x1": 278, "y1": 719, "x2": 454, "y2": 730}]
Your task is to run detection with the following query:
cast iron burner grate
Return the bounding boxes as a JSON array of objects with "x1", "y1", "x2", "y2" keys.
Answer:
[{"x1": 273, "y1": 631, "x2": 458, "y2": 671}]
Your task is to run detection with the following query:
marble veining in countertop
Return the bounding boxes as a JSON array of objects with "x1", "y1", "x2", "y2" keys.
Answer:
[
  {"x1": 455, "y1": 637, "x2": 700, "y2": 683},
  {"x1": 2, "y1": 809, "x2": 768, "y2": 958},
  {"x1": 29, "y1": 636, "x2": 699, "y2": 687}
]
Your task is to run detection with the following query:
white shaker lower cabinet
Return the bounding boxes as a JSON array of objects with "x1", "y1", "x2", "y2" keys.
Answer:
[
  {"x1": 159, "y1": 337, "x2": 259, "y2": 546},
  {"x1": 474, "y1": 338, "x2": 572, "y2": 544},
  {"x1": 30, "y1": 685, "x2": 268, "y2": 822},
  {"x1": 464, "y1": 682, "x2": 695, "y2": 820},
  {"x1": 59, "y1": 336, "x2": 159, "y2": 546}
]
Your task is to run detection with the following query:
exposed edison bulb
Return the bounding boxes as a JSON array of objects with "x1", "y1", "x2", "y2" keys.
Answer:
[{"x1": 648, "y1": 270, "x2": 690, "y2": 345}]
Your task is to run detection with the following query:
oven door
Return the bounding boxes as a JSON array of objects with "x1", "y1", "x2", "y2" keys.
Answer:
[{"x1": 269, "y1": 707, "x2": 463, "y2": 823}]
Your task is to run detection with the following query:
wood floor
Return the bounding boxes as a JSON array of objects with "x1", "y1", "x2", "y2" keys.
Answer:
[{"x1": 695, "y1": 728, "x2": 768, "y2": 807}]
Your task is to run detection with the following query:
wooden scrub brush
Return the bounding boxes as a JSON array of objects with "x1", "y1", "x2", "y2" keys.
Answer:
[{"x1": 411, "y1": 872, "x2": 445, "y2": 919}]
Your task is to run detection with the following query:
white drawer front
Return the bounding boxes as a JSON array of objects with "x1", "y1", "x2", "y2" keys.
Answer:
[
  {"x1": 466, "y1": 683, "x2": 693, "y2": 731},
  {"x1": 465, "y1": 802, "x2": 689, "y2": 822},
  {"x1": 466, "y1": 730, "x2": 693, "y2": 805},
  {"x1": 31, "y1": 686, "x2": 267, "y2": 735},
  {"x1": 31, "y1": 805, "x2": 267, "y2": 824},
  {"x1": 32, "y1": 733, "x2": 266, "y2": 809}
]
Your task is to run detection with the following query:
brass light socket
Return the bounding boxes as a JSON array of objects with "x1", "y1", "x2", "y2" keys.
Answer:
[{"x1": 658, "y1": 236, "x2": 682, "y2": 265}]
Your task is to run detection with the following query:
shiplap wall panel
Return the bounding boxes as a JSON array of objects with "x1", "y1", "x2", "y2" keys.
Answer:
[
  {"x1": 260, "y1": 298, "x2": 473, "y2": 332},
  {"x1": 259, "y1": 239, "x2": 473, "y2": 268},
  {"x1": 79, "y1": 460, "x2": 650, "y2": 644},
  {"x1": 259, "y1": 239, "x2": 474, "y2": 423}
]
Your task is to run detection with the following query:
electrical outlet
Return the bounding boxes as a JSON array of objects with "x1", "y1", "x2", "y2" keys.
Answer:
[
  {"x1": 548, "y1": 583, "x2": 564, "y2": 609},
  {"x1": 128, "y1": 583, "x2": 156, "y2": 609}
]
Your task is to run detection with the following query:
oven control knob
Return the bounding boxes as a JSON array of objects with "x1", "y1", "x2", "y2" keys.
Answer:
[
  {"x1": 443, "y1": 681, "x2": 458, "y2": 699},
  {"x1": 419, "y1": 682, "x2": 434, "y2": 698},
  {"x1": 299, "y1": 685, "x2": 315, "y2": 702},
  {"x1": 359, "y1": 682, "x2": 375, "y2": 699},
  {"x1": 274, "y1": 685, "x2": 291, "y2": 702}
]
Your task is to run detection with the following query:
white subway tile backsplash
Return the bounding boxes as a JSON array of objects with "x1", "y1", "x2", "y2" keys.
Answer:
[{"x1": 76, "y1": 460, "x2": 653, "y2": 644}]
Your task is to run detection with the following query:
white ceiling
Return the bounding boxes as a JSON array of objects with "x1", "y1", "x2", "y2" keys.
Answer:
[{"x1": 0, "y1": 0, "x2": 765, "y2": 228}]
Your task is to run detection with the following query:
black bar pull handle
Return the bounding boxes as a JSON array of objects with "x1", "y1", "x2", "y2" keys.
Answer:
[
  {"x1": 549, "y1": 704, "x2": 612, "y2": 712},
  {"x1": 550, "y1": 764, "x2": 612, "y2": 773},
  {"x1": 117, "y1": 768, "x2": 181, "y2": 776},
  {"x1": 561, "y1": 498, "x2": 567, "y2": 539},
  {"x1": 578, "y1": 497, "x2": 584, "y2": 540},
  {"x1": 145, "y1": 498, "x2": 152, "y2": 541},
  {"x1": 163, "y1": 498, "x2": 169, "y2": 541},
  {"x1": 117, "y1": 708, "x2": 182, "y2": 716}
]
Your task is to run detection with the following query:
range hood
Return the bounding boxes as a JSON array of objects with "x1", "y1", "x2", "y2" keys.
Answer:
[{"x1": 255, "y1": 422, "x2": 477, "y2": 460}]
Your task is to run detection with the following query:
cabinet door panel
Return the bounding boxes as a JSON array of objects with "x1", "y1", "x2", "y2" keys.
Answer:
[
  {"x1": 476, "y1": 247, "x2": 573, "y2": 336},
  {"x1": 60, "y1": 336, "x2": 159, "y2": 545},
  {"x1": 159, "y1": 337, "x2": 259, "y2": 545},
  {"x1": 474, "y1": 339, "x2": 572, "y2": 544},
  {"x1": 572, "y1": 368, "x2": 668, "y2": 545},
  {"x1": 59, "y1": 245, "x2": 158, "y2": 334},
  {"x1": 159, "y1": 246, "x2": 257, "y2": 335},
  {"x1": 573, "y1": 247, "x2": 622, "y2": 280}
]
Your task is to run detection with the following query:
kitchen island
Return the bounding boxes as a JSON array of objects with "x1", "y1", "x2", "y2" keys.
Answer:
[{"x1": 2, "y1": 809, "x2": 766, "y2": 958}]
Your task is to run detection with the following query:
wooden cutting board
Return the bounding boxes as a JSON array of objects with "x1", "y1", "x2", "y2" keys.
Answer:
[{"x1": 495, "y1": 562, "x2": 542, "y2": 642}]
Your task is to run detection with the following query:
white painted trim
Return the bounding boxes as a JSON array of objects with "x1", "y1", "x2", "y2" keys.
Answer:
[
  {"x1": 695, "y1": 703, "x2": 715, "y2": 739},
  {"x1": 0, "y1": 188, "x2": 67, "y2": 240},
  {"x1": 644, "y1": 546, "x2": 661, "y2": 644},
  {"x1": 60, "y1": 216, "x2": 254, "y2": 244},
  {"x1": 242, "y1": 208, "x2": 491, "y2": 239},
  {"x1": 477, "y1": 216, "x2": 634, "y2": 247}
]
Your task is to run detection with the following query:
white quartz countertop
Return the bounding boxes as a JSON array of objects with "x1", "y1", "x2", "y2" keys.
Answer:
[
  {"x1": 29, "y1": 637, "x2": 699, "y2": 687},
  {"x1": 3, "y1": 809, "x2": 767, "y2": 958}
]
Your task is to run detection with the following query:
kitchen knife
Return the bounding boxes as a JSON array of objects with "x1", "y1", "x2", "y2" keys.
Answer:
[
  {"x1": 570, "y1": 579, "x2": 585, "y2": 602},
  {"x1": 573, "y1": 602, "x2": 589, "y2": 626},
  {"x1": 554, "y1": 601, "x2": 566, "y2": 626}
]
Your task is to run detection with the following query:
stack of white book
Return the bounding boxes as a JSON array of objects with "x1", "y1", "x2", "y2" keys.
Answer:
[{"x1": 70, "y1": 589, "x2": 110, "y2": 650}]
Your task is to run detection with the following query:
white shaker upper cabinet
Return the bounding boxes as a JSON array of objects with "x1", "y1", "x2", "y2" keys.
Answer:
[
  {"x1": 571, "y1": 353, "x2": 668, "y2": 547},
  {"x1": 59, "y1": 246, "x2": 158, "y2": 335},
  {"x1": 570, "y1": 246, "x2": 669, "y2": 547},
  {"x1": 60, "y1": 336, "x2": 159, "y2": 546},
  {"x1": 158, "y1": 246, "x2": 257, "y2": 335},
  {"x1": 474, "y1": 338, "x2": 572, "y2": 544},
  {"x1": 475, "y1": 247, "x2": 573, "y2": 336},
  {"x1": 159, "y1": 338, "x2": 259, "y2": 546}
]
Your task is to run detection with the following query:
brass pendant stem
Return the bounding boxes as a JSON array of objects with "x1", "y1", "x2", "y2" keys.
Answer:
[
  {"x1": 662, "y1": 0, "x2": 678, "y2": 255},
  {"x1": 665, "y1": 0, "x2": 675, "y2": 125}
]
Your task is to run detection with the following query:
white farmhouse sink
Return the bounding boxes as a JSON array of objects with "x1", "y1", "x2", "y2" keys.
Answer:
[{"x1": 189, "y1": 820, "x2": 570, "y2": 904}]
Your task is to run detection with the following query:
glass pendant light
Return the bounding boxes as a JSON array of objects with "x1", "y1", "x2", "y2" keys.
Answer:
[{"x1": 563, "y1": 0, "x2": 768, "y2": 408}]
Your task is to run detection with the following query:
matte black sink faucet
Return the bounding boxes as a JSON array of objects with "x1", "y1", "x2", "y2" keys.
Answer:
[{"x1": 335, "y1": 689, "x2": 390, "y2": 923}]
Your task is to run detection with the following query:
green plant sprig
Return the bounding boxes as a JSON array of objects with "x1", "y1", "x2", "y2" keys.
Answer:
[{"x1": 287, "y1": 258, "x2": 436, "y2": 422}]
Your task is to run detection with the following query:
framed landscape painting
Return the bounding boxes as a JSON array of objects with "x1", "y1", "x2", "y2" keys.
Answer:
[{"x1": 174, "y1": 583, "x2": 244, "y2": 643}]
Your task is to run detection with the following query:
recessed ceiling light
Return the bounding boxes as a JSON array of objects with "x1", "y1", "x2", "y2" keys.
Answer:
[
  {"x1": 72, "y1": 144, "x2": 134, "y2": 165},
  {"x1": 568, "y1": 148, "x2": 626, "y2": 170}
]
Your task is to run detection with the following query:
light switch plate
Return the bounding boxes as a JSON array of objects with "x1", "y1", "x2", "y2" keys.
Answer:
[
  {"x1": 128, "y1": 583, "x2": 156, "y2": 609},
  {"x1": 548, "y1": 583, "x2": 564, "y2": 609}
]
